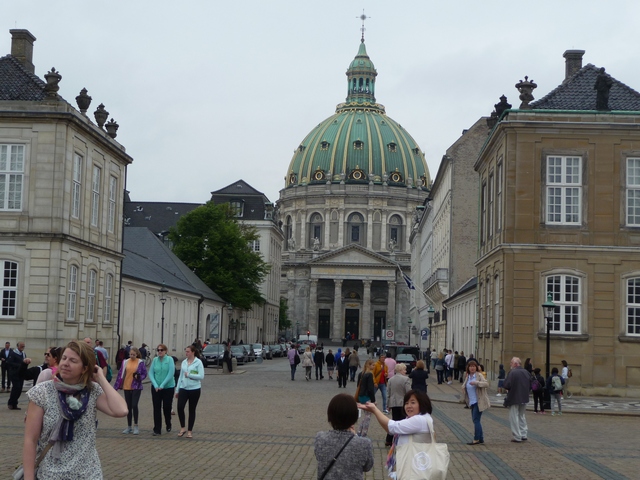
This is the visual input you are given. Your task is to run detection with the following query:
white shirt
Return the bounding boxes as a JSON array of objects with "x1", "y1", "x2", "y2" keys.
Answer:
[
  {"x1": 445, "y1": 354, "x2": 454, "y2": 368},
  {"x1": 561, "y1": 366, "x2": 569, "y2": 379},
  {"x1": 388, "y1": 413, "x2": 433, "y2": 446}
]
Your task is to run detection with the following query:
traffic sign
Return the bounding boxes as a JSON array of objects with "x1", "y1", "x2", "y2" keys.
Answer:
[{"x1": 385, "y1": 329, "x2": 395, "y2": 340}]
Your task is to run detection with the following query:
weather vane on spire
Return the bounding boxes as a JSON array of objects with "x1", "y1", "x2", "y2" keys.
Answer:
[{"x1": 357, "y1": 9, "x2": 369, "y2": 43}]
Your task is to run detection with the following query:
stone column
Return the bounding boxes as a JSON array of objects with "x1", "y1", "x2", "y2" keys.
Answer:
[
  {"x1": 324, "y1": 209, "x2": 331, "y2": 249},
  {"x1": 333, "y1": 279, "x2": 343, "y2": 340},
  {"x1": 362, "y1": 280, "x2": 372, "y2": 339},
  {"x1": 337, "y1": 209, "x2": 345, "y2": 247},
  {"x1": 308, "y1": 279, "x2": 318, "y2": 334},
  {"x1": 300, "y1": 210, "x2": 307, "y2": 250},
  {"x1": 366, "y1": 210, "x2": 373, "y2": 250},
  {"x1": 387, "y1": 278, "x2": 396, "y2": 336}
]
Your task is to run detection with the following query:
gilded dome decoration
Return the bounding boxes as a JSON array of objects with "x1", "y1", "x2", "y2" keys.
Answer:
[{"x1": 285, "y1": 41, "x2": 430, "y2": 189}]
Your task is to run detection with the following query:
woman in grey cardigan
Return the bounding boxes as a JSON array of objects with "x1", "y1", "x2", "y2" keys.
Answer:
[
  {"x1": 461, "y1": 359, "x2": 490, "y2": 445},
  {"x1": 314, "y1": 393, "x2": 374, "y2": 480}
]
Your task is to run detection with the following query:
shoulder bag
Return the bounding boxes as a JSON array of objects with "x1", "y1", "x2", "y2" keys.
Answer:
[
  {"x1": 395, "y1": 417, "x2": 449, "y2": 480},
  {"x1": 319, "y1": 435, "x2": 354, "y2": 480},
  {"x1": 13, "y1": 442, "x2": 53, "y2": 480}
]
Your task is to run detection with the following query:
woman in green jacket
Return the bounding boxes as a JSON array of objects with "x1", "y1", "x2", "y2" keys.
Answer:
[{"x1": 148, "y1": 343, "x2": 175, "y2": 435}]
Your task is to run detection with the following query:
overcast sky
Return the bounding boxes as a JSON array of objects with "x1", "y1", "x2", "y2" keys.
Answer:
[{"x1": 4, "y1": 1, "x2": 640, "y2": 204}]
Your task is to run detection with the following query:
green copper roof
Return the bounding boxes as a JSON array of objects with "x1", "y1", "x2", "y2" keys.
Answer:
[{"x1": 285, "y1": 42, "x2": 429, "y2": 189}]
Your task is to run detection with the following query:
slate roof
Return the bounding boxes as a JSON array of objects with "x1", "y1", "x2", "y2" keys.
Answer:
[
  {"x1": 123, "y1": 227, "x2": 225, "y2": 303},
  {"x1": 0, "y1": 54, "x2": 47, "y2": 101},
  {"x1": 531, "y1": 64, "x2": 640, "y2": 111},
  {"x1": 124, "y1": 201, "x2": 202, "y2": 234},
  {"x1": 210, "y1": 179, "x2": 271, "y2": 221},
  {"x1": 444, "y1": 276, "x2": 477, "y2": 303}
]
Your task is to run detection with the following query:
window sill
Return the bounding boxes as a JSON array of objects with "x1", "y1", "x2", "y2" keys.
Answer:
[
  {"x1": 0, "y1": 317, "x2": 22, "y2": 323},
  {"x1": 618, "y1": 335, "x2": 640, "y2": 343},
  {"x1": 492, "y1": 332, "x2": 500, "y2": 338},
  {"x1": 536, "y1": 332, "x2": 589, "y2": 341}
]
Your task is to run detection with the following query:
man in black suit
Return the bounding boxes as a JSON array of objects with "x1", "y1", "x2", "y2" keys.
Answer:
[
  {"x1": 7, "y1": 341, "x2": 31, "y2": 410},
  {"x1": 1, "y1": 341, "x2": 11, "y2": 392}
]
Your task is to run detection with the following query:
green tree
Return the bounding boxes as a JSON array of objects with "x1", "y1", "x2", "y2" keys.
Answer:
[
  {"x1": 169, "y1": 202, "x2": 270, "y2": 310},
  {"x1": 279, "y1": 297, "x2": 291, "y2": 331}
]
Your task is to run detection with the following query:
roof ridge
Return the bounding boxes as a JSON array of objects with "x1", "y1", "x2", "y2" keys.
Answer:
[{"x1": 2, "y1": 54, "x2": 47, "y2": 87}]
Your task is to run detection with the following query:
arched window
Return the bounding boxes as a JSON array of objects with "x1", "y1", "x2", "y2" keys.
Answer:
[
  {"x1": 67, "y1": 264, "x2": 78, "y2": 321},
  {"x1": 308, "y1": 213, "x2": 323, "y2": 249},
  {"x1": 388, "y1": 215, "x2": 404, "y2": 251},
  {"x1": 347, "y1": 212, "x2": 366, "y2": 246}
]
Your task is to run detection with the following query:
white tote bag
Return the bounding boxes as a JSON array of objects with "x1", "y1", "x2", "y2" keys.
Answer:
[{"x1": 394, "y1": 417, "x2": 449, "y2": 480}]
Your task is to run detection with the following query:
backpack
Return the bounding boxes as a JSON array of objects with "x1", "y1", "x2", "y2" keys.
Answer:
[
  {"x1": 552, "y1": 375, "x2": 563, "y2": 392},
  {"x1": 530, "y1": 375, "x2": 542, "y2": 392},
  {"x1": 106, "y1": 364, "x2": 113, "y2": 383},
  {"x1": 567, "y1": 368, "x2": 573, "y2": 378}
]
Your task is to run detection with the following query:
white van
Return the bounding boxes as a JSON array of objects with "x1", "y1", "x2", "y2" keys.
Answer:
[{"x1": 297, "y1": 334, "x2": 318, "y2": 346}]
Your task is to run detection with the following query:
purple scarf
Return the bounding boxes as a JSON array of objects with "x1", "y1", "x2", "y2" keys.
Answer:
[{"x1": 51, "y1": 374, "x2": 90, "y2": 443}]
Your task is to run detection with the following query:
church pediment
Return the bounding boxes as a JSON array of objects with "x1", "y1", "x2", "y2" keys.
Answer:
[{"x1": 306, "y1": 244, "x2": 397, "y2": 268}]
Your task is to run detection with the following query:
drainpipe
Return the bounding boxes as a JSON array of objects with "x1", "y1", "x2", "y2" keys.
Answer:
[
  {"x1": 196, "y1": 295, "x2": 204, "y2": 341},
  {"x1": 116, "y1": 174, "x2": 129, "y2": 353}
]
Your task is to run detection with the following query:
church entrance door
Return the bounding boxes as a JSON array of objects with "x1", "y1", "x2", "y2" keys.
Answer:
[
  {"x1": 345, "y1": 309, "x2": 359, "y2": 339},
  {"x1": 319, "y1": 309, "x2": 330, "y2": 339}
]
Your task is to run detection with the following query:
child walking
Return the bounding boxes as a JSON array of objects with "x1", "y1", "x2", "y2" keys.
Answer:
[
  {"x1": 496, "y1": 364, "x2": 506, "y2": 396},
  {"x1": 546, "y1": 367, "x2": 565, "y2": 415}
]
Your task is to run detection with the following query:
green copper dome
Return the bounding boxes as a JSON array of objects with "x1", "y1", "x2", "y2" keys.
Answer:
[{"x1": 285, "y1": 41, "x2": 429, "y2": 189}]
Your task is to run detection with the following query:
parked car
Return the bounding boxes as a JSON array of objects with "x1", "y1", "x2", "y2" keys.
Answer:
[
  {"x1": 262, "y1": 345, "x2": 273, "y2": 360},
  {"x1": 269, "y1": 344, "x2": 283, "y2": 357},
  {"x1": 230, "y1": 345, "x2": 249, "y2": 365},
  {"x1": 202, "y1": 344, "x2": 225, "y2": 368},
  {"x1": 297, "y1": 343, "x2": 310, "y2": 354},
  {"x1": 384, "y1": 344, "x2": 422, "y2": 361},
  {"x1": 252, "y1": 343, "x2": 264, "y2": 358},
  {"x1": 395, "y1": 353, "x2": 418, "y2": 374}
]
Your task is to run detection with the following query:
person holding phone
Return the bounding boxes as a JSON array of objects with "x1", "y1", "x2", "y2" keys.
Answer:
[{"x1": 114, "y1": 347, "x2": 147, "y2": 435}]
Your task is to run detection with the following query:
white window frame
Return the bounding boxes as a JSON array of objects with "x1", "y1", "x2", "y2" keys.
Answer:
[
  {"x1": 108, "y1": 176, "x2": 117, "y2": 232},
  {"x1": 67, "y1": 265, "x2": 78, "y2": 321},
  {"x1": 478, "y1": 281, "x2": 484, "y2": 334},
  {"x1": 230, "y1": 200, "x2": 243, "y2": 217},
  {"x1": 496, "y1": 162, "x2": 503, "y2": 232},
  {"x1": 481, "y1": 181, "x2": 487, "y2": 243},
  {"x1": 485, "y1": 277, "x2": 491, "y2": 332},
  {"x1": 104, "y1": 273, "x2": 113, "y2": 324},
  {"x1": 250, "y1": 240, "x2": 260, "y2": 252},
  {"x1": 0, "y1": 144, "x2": 25, "y2": 211},
  {"x1": 72, "y1": 154, "x2": 82, "y2": 218},
  {"x1": 545, "y1": 274, "x2": 581, "y2": 333},
  {"x1": 626, "y1": 158, "x2": 640, "y2": 226},
  {"x1": 0, "y1": 260, "x2": 18, "y2": 318},
  {"x1": 86, "y1": 269, "x2": 97, "y2": 322},
  {"x1": 546, "y1": 156, "x2": 582, "y2": 225},
  {"x1": 488, "y1": 173, "x2": 494, "y2": 238},
  {"x1": 494, "y1": 275, "x2": 500, "y2": 332},
  {"x1": 91, "y1": 166, "x2": 101, "y2": 227}
]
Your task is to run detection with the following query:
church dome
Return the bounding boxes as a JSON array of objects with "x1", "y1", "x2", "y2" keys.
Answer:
[{"x1": 285, "y1": 41, "x2": 430, "y2": 189}]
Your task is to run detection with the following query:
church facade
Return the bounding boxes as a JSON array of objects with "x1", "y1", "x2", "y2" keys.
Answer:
[{"x1": 278, "y1": 39, "x2": 430, "y2": 342}]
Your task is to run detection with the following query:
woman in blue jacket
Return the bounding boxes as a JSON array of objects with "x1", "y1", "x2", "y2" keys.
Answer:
[
  {"x1": 175, "y1": 344, "x2": 205, "y2": 438},
  {"x1": 148, "y1": 343, "x2": 175, "y2": 435}
]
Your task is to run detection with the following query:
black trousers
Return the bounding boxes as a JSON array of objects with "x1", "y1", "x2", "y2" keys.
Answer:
[
  {"x1": 1, "y1": 361, "x2": 9, "y2": 389},
  {"x1": 315, "y1": 364, "x2": 323, "y2": 379},
  {"x1": 8, "y1": 373, "x2": 22, "y2": 407},
  {"x1": 177, "y1": 388, "x2": 201, "y2": 431},
  {"x1": 337, "y1": 370, "x2": 348, "y2": 387},
  {"x1": 386, "y1": 406, "x2": 406, "y2": 445},
  {"x1": 533, "y1": 389, "x2": 545, "y2": 412},
  {"x1": 124, "y1": 389, "x2": 142, "y2": 425},
  {"x1": 151, "y1": 388, "x2": 173, "y2": 433}
]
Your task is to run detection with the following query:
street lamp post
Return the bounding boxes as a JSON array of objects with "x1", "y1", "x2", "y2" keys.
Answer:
[
  {"x1": 274, "y1": 318, "x2": 278, "y2": 343},
  {"x1": 224, "y1": 303, "x2": 233, "y2": 344},
  {"x1": 296, "y1": 321, "x2": 300, "y2": 340},
  {"x1": 159, "y1": 282, "x2": 168, "y2": 344},
  {"x1": 542, "y1": 292, "x2": 556, "y2": 410},
  {"x1": 408, "y1": 318, "x2": 413, "y2": 346},
  {"x1": 427, "y1": 306, "x2": 435, "y2": 363}
]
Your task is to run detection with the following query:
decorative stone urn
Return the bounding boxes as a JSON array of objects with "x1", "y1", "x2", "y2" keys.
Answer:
[
  {"x1": 94, "y1": 104, "x2": 109, "y2": 128},
  {"x1": 105, "y1": 119, "x2": 119, "y2": 138},
  {"x1": 44, "y1": 67, "x2": 61, "y2": 96},
  {"x1": 75, "y1": 88, "x2": 92, "y2": 114}
]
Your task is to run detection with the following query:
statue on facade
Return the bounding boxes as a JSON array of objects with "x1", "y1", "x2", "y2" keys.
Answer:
[
  {"x1": 313, "y1": 237, "x2": 320, "y2": 251},
  {"x1": 288, "y1": 237, "x2": 295, "y2": 251},
  {"x1": 594, "y1": 67, "x2": 613, "y2": 111},
  {"x1": 388, "y1": 238, "x2": 397, "y2": 253},
  {"x1": 515, "y1": 76, "x2": 537, "y2": 110}
]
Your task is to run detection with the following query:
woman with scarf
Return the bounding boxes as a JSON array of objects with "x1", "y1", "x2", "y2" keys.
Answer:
[
  {"x1": 36, "y1": 346, "x2": 62, "y2": 384},
  {"x1": 148, "y1": 343, "x2": 175, "y2": 436},
  {"x1": 22, "y1": 340, "x2": 127, "y2": 479},
  {"x1": 114, "y1": 347, "x2": 148, "y2": 435}
]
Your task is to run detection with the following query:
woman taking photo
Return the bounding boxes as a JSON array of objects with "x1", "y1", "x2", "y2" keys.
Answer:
[
  {"x1": 148, "y1": 343, "x2": 175, "y2": 436},
  {"x1": 314, "y1": 393, "x2": 374, "y2": 480},
  {"x1": 385, "y1": 363, "x2": 411, "y2": 446},
  {"x1": 114, "y1": 347, "x2": 147, "y2": 435},
  {"x1": 408, "y1": 360, "x2": 429, "y2": 393},
  {"x1": 461, "y1": 359, "x2": 490, "y2": 445},
  {"x1": 175, "y1": 345, "x2": 205, "y2": 438},
  {"x1": 36, "y1": 346, "x2": 62, "y2": 384},
  {"x1": 359, "y1": 390, "x2": 438, "y2": 479},
  {"x1": 22, "y1": 340, "x2": 128, "y2": 479}
]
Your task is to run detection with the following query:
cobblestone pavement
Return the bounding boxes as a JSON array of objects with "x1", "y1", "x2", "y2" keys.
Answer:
[{"x1": 1, "y1": 356, "x2": 639, "y2": 479}]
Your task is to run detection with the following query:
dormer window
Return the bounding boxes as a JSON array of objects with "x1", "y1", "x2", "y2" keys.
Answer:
[
  {"x1": 320, "y1": 141, "x2": 330, "y2": 150},
  {"x1": 230, "y1": 200, "x2": 244, "y2": 217},
  {"x1": 353, "y1": 140, "x2": 364, "y2": 150},
  {"x1": 387, "y1": 142, "x2": 397, "y2": 153}
]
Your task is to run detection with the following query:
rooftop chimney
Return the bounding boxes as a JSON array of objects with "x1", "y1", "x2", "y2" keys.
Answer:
[
  {"x1": 10, "y1": 29, "x2": 36, "y2": 74},
  {"x1": 563, "y1": 49, "x2": 585, "y2": 83}
]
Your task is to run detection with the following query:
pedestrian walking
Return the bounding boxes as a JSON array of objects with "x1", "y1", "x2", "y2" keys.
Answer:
[
  {"x1": 336, "y1": 350, "x2": 349, "y2": 388},
  {"x1": 430, "y1": 349, "x2": 438, "y2": 371},
  {"x1": 445, "y1": 349, "x2": 455, "y2": 384},
  {"x1": 36, "y1": 347, "x2": 62, "y2": 384},
  {"x1": 148, "y1": 343, "x2": 175, "y2": 435},
  {"x1": 503, "y1": 357, "x2": 530, "y2": 443},
  {"x1": 373, "y1": 354, "x2": 389, "y2": 413},
  {"x1": 349, "y1": 348, "x2": 361, "y2": 382},
  {"x1": 435, "y1": 352, "x2": 445, "y2": 384},
  {"x1": 175, "y1": 345, "x2": 205, "y2": 438},
  {"x1": 547, "y1": 367, "x2": 565, "y2": 416},
  {"x1": 287, "y1": 346, "x2": 299, "y2": 381},
  {"x1": 114, "y1": 347, "x2": 147, "y2": 435},
  {"x1": 524, "y1": 358, "x2": 533, "y2": 374},
  {"x1": 453, "y1": 351, "x2": 460, "y2": 380},
  {"x1": 223, "y1": 343, "x2": 234, "y2": 374},
  {"x1": 7, "y1": 341, "x2": 31, "y2": 410},
  {"x1": 21, "y1": 340, "x2": 128, "y2": 479},
  {"x1": 326, "y1": 349, "x2": 335, "y2": 379},
  {"x1": 457, "y1": 351, "x2": 467, "y2": 383},
  {"x1": 408, "y1": 360, "x2": 429, "y2": 393},
  {"x1": 302, "y1": 346, "x2": 314, "y2": 381},
  {"x1": 314, "y1": 394, "x2": 374, "y2": 480},
  {"x1": 461, "y1": 359, "x2": 490, "y2": 445},
  {"x1": 115, "y1": 345, "x2": 126, "y2": 371},
  {"x1": 561, "y1": 360, "x2": 572, "y2": 398},
  {"x1": 1, "y1": 341, "x2": 11, "y2": 393},
  {"x1": 496, "y1": 363, "x2": 506, "y2": 396},
  {"x1": 532, "y1": 368, "x2": 546, "y2": 414},
  {"x1": 385, "y1": 363, "x2": 411, "y2": 446},
  {"x1": 384, "y1": 354, "x2": 396, "y2": 381},
  {"x1": 314, "y1": 347, "x2": 325, "y2": 380}
]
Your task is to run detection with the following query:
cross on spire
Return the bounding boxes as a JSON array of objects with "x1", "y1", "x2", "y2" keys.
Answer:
[{"x1": 357, "y1": 9, "x2": 369, "y2": 43}]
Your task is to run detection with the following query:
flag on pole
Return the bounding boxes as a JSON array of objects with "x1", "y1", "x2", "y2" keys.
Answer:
[{"x1": 402, "y1": 272, "x2": 416, "y2": 290}]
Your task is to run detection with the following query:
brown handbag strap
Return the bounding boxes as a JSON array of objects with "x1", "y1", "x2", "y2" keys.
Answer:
[{"x1": 35, "y1": 442, "x2": 54, "y2": 468}]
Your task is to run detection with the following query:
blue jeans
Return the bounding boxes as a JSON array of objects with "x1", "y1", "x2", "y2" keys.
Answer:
[
  {"x1": 290, "y1": 364, "x2": 297, "y2": 380},
  {"x1": 375, "y1": 383, "x2": 388, "y2": 411},
  {"x1": 471, "y1": 403, "x2": 483, "y2": 442}
]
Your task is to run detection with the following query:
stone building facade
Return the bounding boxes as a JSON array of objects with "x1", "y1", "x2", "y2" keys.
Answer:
[
  {"x1": 475, "y1": 50, "x2": 640, "y2": 395},
  {"x1": 278, "y1": 39, "x2": 430, "y2": 342}
]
